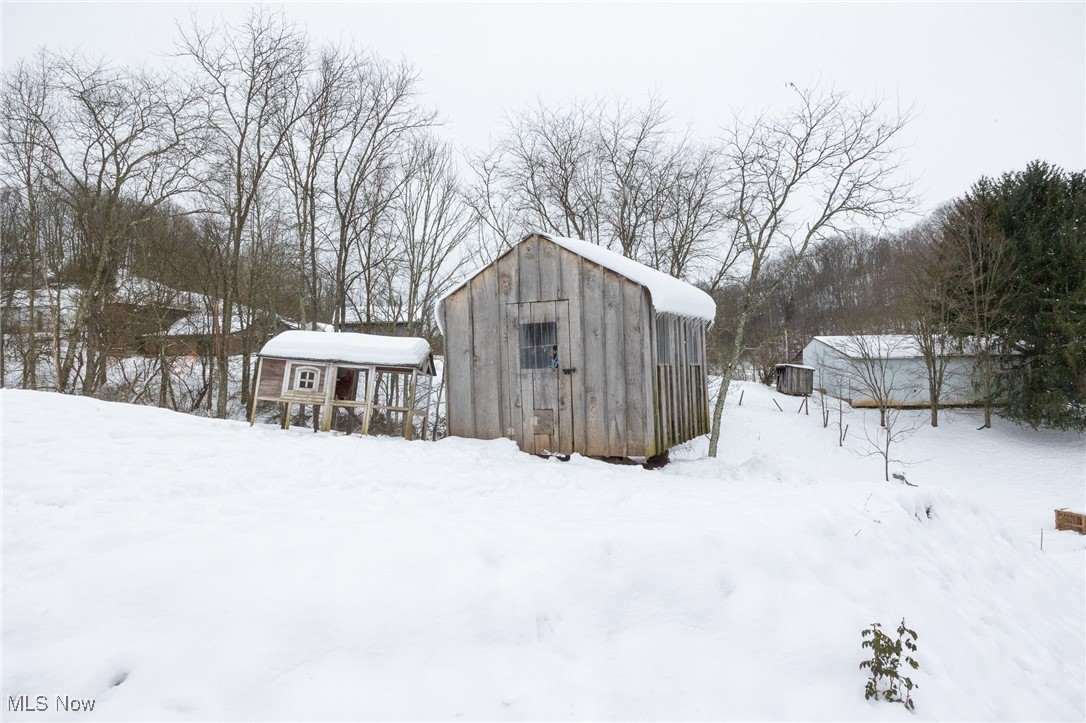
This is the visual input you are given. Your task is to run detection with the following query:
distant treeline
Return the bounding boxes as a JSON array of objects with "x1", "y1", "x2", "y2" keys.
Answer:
[{"x1": 2, "y1": 7, "x2": 1082, "y2": 432}]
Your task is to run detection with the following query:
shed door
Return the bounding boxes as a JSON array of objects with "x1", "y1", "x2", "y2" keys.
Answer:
[{"x1": 507, "y1": 300, "x2": 574, "y2": 455}]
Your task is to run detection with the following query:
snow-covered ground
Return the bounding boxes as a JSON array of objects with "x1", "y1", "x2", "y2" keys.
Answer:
[{"x1": 2, "y1": 382, "x2": 1083, "y2": 721}]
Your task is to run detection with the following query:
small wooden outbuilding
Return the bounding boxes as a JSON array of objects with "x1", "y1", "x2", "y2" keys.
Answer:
[
  {"x1": 775, "y1": 364, "x2": 814, "y2": 396},
  {"x1": 250, "y1": 330, "x2": 436, "y2": 438},
  {"x1": 438, "y1": 233, "x2": 716, "y2": 459}
]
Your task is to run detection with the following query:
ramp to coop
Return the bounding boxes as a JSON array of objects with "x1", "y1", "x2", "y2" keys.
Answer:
[{"x1": 1054, "y1": 509, "x2": 1086, "y2": 534}]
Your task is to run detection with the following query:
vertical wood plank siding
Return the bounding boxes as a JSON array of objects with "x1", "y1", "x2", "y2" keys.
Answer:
[
  {"x1": 623, "y1": 281, "x2": 646, "y2": 455},
  {"x1": 602, "y1": 269, "x2": 626, "y2": 456},
  {"x1": 257, "y1": 358, "x2": 286, "y2": 397},
  {"x1": 580, "y1": 259, "x2": 607, "y2": 455},
  {"x1": 470, "y1": 266, "x2": 502, "y2": 439},
  {"x1": 443, "y1": 290, "x2": 474, "y2": 437},
  {"x1": 652, "y1": 312, "x2": 711, "y2": 452},
  {"x1": 776, "y1": 365, "x2": 814, "y2": 396},
  {"x1": 439, "y1": 235, "x2": 707, "y2": 458},
  {"x1": 497, "y1": 249, "x2": 519, "y2": 437},
  {"x1": 560, "y1": 251, "x2": 588, "y2": 453}
]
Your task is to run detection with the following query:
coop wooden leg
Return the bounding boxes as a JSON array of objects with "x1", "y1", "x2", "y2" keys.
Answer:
[
  {"x1": 362, "y1": 366, "x2": 376, "y2": 436},
  {"x1": 405, "y1": 369, "x2": 418, "y2": 440}
]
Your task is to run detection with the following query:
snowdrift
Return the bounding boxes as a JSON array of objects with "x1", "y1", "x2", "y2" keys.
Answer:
[{"x1": 2, "y1": 385, "x2": 1083, "y2": 721}]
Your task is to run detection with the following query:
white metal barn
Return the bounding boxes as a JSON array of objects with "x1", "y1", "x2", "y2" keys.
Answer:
[{"x1": 801, "y1": 335, "x2": 980, "y2": 407}]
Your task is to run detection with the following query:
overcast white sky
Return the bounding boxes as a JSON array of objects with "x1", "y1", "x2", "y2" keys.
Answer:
[{"x1": 2, "y1": 2, "x2": 1083, "y2": 218}]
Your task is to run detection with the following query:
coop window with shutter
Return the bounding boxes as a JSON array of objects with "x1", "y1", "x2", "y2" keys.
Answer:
[
  {"x1": 294, "y1": 366, "x2": 320, "y2": 391},
  {"x1": 519, "y1": 321, "x2": 558, "y2": 369}
]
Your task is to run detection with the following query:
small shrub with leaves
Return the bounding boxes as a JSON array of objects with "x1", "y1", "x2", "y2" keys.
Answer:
[{"x1": 860, "y1": 618, "x2": 920, "y2": 711}]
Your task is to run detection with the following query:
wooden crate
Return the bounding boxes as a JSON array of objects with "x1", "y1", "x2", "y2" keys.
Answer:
[{"x1": 1054, "y1": 509, "x2": 1086, "y2": 535}]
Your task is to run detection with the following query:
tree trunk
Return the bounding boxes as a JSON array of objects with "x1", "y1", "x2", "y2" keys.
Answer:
[
  {"x1": 25, "y1": 208, "x2": 37, "y2": 389},
  {"x1": 44, "y1": 270, "x2": 63, "y2": 393},
  {"x1": 158, "y1": 345, "x2": 169, "y2": 408},
  {"x1": 216, "y1": 295, "x2": 230, "y2": 418},
  {"x1": 707, "y1": 306, "x2": 751, "y2": 457},
  {"x1": 883, "y1": 429, "x2": 890, "y2": 482},
  {"x1": 240, "y1": 350, "x2": 251, "y2": 409}
]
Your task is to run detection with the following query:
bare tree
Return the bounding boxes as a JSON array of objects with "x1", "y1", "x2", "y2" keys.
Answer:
[
  {"x1": 26, "y1": 53, "x2": 204, "y2": 395},
  {"x1": 861, "y1": 405, "x2": 923, "y2": 483},
  {"x1": 279, "y1": 45, "x2": 354, "y2": 328},
  {"x1": 898, "y1": 214, "x2": 958, "y2": 427},
  {"x1": 485, "y1": 95, "x2": 728, "y2": 278},
  {"x1": 837, "y1": 334, "x2": 923, "y2": 481},
  {"x1": 644, "y1": 144, "x2": 729, "y2": 279},
  {"x1": 179, "y1": 7, "x2": 315, "y2": 416},
  {"x1": 1, "y1": 54, "x2": 55, "y2": 390},
  {"x1": 462, "y1": 147, "x2": 520, "y2": 265},
  {"x1": 390, "y1": 134, "x2": 475, "y2": 337},
  {"x1": 498, "y1": 98, "x2": 606, "y2": 244},
  {"x1": 598, "y1": 94, "x2": 675, "y2": 259},
  {"x1": 706, "y1": 83, "x2": 914, "y2": 457},
  {"x1": 326, "y1": 54, "x2": 435, "y2": 330},
  {"x1": 841, "y1": 334, "x2": 913, "y2": 428},
  {"x1": 939, "y1": 195, "x2": 1013, "y2": 428}
]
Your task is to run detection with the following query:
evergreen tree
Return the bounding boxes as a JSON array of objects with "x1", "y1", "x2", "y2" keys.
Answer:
[{"x1": 947, "y1": 161, "x2": 1086, "y2": 430}]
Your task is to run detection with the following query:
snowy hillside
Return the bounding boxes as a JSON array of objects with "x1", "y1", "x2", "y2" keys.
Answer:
[{"x1": 2, "y1": 383, "x2": 1083, "y2": 721}]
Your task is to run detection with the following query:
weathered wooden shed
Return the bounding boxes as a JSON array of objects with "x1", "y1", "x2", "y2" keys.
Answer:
[
  {"x1": 438, "y1": 233, "x2": 716, "y2": 459},
  {"x1": 250, "y1": 330, "x2": 436, "y2": 438},
  {"x1": 775, "y1": 364, "x2": 815, "y2": 396}
]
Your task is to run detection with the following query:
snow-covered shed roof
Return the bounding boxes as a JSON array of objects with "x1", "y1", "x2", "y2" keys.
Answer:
[
  {"x1": 438, "y1": 233, "x2": 716, "y2": 334},
  {"x1": 544, "y1": 235, "x2": 716, "y2": 323},
  {"x1": 259, "y1": 330, "x2": 432, "y2": 368}
]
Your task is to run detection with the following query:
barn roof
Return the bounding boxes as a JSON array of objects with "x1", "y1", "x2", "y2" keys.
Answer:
[
  {"x1": 810, "y1": 335, "x2": 924, "y2": 359},
  {"x1": 259, "y1": 330, "x2": 432, "y2": 368},
  {"x1": 809, "y1": 335, "x2": 985, "y2": 360},
  {"x1": 438, "y1": 233, "x2": 716, "y2": 334}
]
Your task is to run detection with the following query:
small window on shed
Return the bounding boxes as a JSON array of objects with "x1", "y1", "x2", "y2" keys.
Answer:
[
  {"x1": 685, "y1": 324, "x2": 703, "y2": 365},
  {"x1": 294, "y1": 366, "x2": 320, "y2": 391},
  {"x1": 656, "y1": 318, "x2": 673, "y2": 365},
  {"x1": 519, "y1": 321, "x2": 558, "y2": 369}
]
